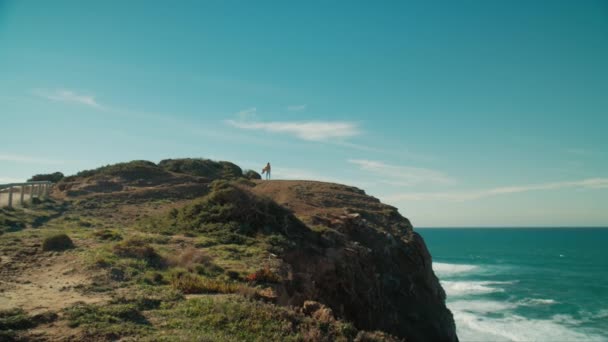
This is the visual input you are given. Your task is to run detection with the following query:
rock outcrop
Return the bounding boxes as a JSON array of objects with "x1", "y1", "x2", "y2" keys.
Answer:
[{"x1": 253, "y1": 180, "x2": 458, "y2": 341}]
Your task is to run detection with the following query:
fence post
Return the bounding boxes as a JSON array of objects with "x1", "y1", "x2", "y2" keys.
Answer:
[
  {"x1": 8, "y1": 186, "x2": 13, "y2": 208},
  {"x1": 20, "y1": 185, "x2": 25, "y2": 205}
]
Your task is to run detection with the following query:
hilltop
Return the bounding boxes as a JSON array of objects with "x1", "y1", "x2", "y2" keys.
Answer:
[{"x1": 0, "y1": 159, "x2": 457, "y2": 341}]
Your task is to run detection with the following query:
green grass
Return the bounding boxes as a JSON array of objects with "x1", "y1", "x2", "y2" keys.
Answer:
[
  {"x1": 0, "y1": 308, "x2": 57, "y2": 340},
  {"x1": 65, "y1": 302, "x2": 151, "y2": 339},
  {"x1": 150, "y1": 296, "x2": 357, "y2": 342},
  {"x1": 168, "y1": 270, "x2": 240, "y2": 294}
]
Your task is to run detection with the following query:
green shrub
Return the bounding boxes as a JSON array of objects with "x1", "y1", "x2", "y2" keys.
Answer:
[
  {"x1": 145, "y1": 181, "x2": 307, "y2": 239},
  {"x1": 243, "y1": 170, "x2": 261, "y2": 180},
  {"x1": 28, "y1": 172, "x2": 64, "y2": 183},
  {"x1": 67, "y1": 303, "x2": 145, "y2": 326},
  {"x1": 63, "y1": 302, "x2": 151, "y2": 340},
  {"x1": 194, "y1": 263, "x2": 224, "y2": 277},
  {"x1": 42, "y1": 233, "x2": 74, "y2": 251},
  {"x1": 166, "y1": 247, "x2": 213, "y2": 272},
  {"x1": 113, "y1": 238, "x2": 163, "y2": 267},
  {"x1": 245, "y1": 266, "x2": 281, "y2": 284},
  {"x1": 142, "y1": 271, "x2": 166, "y2": 285},
  {"x1": 159, "y1": 158, "x2": 243, "y2": 179},
  {"x1": 0, "y1": 308, "x2": 57, "y2": 331},
  {"x1": 169, "y1": 271, "x2": 239, "y2": 294},
  {"x1": 65, "y1": 160, "x2": 167, "y2": 181}
]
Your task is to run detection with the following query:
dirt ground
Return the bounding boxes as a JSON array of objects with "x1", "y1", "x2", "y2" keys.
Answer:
[{"x1": 0, "y1": 241, "x2": 107, "y2": 315}]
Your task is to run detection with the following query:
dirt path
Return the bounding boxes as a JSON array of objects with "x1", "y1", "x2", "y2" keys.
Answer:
[{"x1": 0, "y1": 243, "x2": 107, "y2": 315}]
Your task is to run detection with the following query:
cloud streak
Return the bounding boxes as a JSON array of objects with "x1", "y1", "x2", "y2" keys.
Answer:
[
  {"x1": 226, "y1": 119, "x2": 360, "y2": 141},
  {"x1": 33, "y1": 88, "x2": 101, "y2": 108},
  {"x1": 385, "y1": 178, "x2": 608, "y2": 202},
  {"x1": 349, "y1": 159, "x2": 455, "y2": 186}
]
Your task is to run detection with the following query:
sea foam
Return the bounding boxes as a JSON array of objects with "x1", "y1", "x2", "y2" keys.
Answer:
[
  {"x1": 433, "y1": 262, "x2": 479, "y2": 276},
  {"x1": 452, "y1": 310, "x2": 606, "y2": 342},
  {"x1": 518, "y1": 298, "x2": 558, "y2": 306},
  {"x1": 441, "y1": 280, "x2": 512, "y2": 296}
]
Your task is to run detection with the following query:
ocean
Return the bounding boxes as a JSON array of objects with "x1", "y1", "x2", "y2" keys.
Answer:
[{"x1": 418, "y1": 228, "x2": 608, "y2": 342}]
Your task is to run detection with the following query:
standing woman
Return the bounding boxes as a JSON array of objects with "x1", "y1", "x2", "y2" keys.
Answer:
[{"x1": 262, "y1": 162, "x2": 271, "y2": 180}]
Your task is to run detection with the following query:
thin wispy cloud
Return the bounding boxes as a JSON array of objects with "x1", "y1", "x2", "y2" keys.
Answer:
[
  {"x1": 0, "y1": 154, "x2": 64, "y2": 165},
  {"x1": 226, "y1": 118, "x2": 360, "y2": 141},
  {"x1": 349, "y1": 159, "x2": 455, "y2": 186},
  {"x1": 287, "y1": 104, "x2": 306, "y2": 111},
  {"x1": 33, "y1": 88, "x2": 101, "y2": 108},
  {"x1": 385, "y1": 178, "x2": 608, "y2": 202}
]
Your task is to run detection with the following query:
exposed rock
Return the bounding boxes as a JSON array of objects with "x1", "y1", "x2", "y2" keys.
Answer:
[{"x1": 253, "y1": 180, "x2": 457, "y2": 341}]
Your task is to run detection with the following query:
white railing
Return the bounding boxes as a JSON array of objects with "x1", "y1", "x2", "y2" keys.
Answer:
[{"x1": 0, "y1": 181, "x2": 53, "y2": 208}]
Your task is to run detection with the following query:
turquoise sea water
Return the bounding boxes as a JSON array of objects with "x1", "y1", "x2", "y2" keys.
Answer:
[{"x1": 418, "y1": 228, "x2": 608, "y2": 342}]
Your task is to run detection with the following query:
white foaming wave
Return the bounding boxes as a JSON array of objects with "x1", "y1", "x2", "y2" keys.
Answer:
[
  {"x1": 442, "y1": 280, "x2": 513, "y2": 296},
  {"x1": 518, "y1": 298, "x2": 558, "y2": 306},
  {"x1": 449, "y1": 299, "x2": 517, "y2": 313},
  {"x1": 452, "y1": 308, "x2": 606, "y2": 342},
  {"x1": 433, "y1": 262, "x2": 479, "y2": 276},
  {"x1": 593, "y1": 309, "x2": 608, "y2": 319}
]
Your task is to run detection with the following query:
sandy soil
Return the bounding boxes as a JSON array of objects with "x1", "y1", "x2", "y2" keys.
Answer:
[{"x1": 0, "y1": 243, "x2": 107, "y2": 315}]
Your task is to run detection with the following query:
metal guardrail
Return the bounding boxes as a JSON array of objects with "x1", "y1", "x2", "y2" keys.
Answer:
[{"x1": 0, "y1": 181, "x2": 53, "y2": 208}]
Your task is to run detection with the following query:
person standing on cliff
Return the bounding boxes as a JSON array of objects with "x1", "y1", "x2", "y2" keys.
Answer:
[{"x1": 262, "y1": 162, "x2": 271, "y2": 180}]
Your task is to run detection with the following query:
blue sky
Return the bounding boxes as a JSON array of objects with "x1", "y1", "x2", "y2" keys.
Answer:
[{"x1": 1, "y1": 0, "x2": 607, "y2": 227}]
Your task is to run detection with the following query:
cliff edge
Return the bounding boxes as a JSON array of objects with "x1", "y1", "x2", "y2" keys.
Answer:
[{"x1": 0, "y1": 159, "x2": 457, "y2": 341}]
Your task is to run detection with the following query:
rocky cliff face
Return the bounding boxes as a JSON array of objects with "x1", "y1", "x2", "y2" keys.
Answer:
[{"x1": 253, "y1": 181, "x2": 458, "y2": 342}]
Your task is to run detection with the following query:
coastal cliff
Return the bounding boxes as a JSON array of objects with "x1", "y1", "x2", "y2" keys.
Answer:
[{"x1": 0, "y1": 159, "x2": 457, "y2": 341}]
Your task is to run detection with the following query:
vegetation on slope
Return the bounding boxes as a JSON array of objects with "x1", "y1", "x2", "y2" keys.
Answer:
[
  {"x1": 1, "y1": 159, "x2": 455, "y2": 341},
  {"x1": 158, "y1": 158, "x2": 243, "y2": 180},
  {"x1": 27, "y1": 171, "x2": 64, "y2": 183}
]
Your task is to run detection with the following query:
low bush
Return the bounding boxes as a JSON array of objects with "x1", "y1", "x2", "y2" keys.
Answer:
[
  {"x1": 166, "y1": 247, "x2": 212, "y2": 271},
  {"x1": 64, "y1": 302, "x2": 150, "y2": 339},
  {"x1": 42, "y1": 233, "x2": 74, "y2": 251},
  {"x1": 169, "y1": 271, "x2": 239, "y2": 294},
  {"x1": 113, "y1": 238, "x2": 163, "y2": 267},
  {"x1": 142, "y1": 271, "x2": 166, "y2": 285},
  {"x1": 144, "y1": 181, "x2": 308, "y2": 240},
  {"x1": 243, "y1": 170, "x2": 261, "y2": 180},
  {"x1": 194, "y1": 263, "x2": 224, "y2": 277},
  {"x1": 28, "y1": 171, "x2": 64, "y2": 183},
  {"x1": 68, "y1": 160, "x2": 165, "y2": 181},
  {"x1": 159, "y1": 158, "x2": 243, "y2": 180},
  {"x1": 0, "y1": 308, "x2": 57, "y2": 331},
  {"x1": 245, "y1": 266, "x2": 281, "y2": 284}
]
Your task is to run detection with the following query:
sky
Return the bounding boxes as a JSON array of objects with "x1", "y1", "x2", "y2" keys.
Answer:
[{"x1": 1, "y1": 0, "x2": 607, "y2": 227}]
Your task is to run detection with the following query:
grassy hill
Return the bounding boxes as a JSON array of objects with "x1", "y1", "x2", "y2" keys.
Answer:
[{"x1": 0, "y1": 159, "x2": 456, "y2": 342}]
